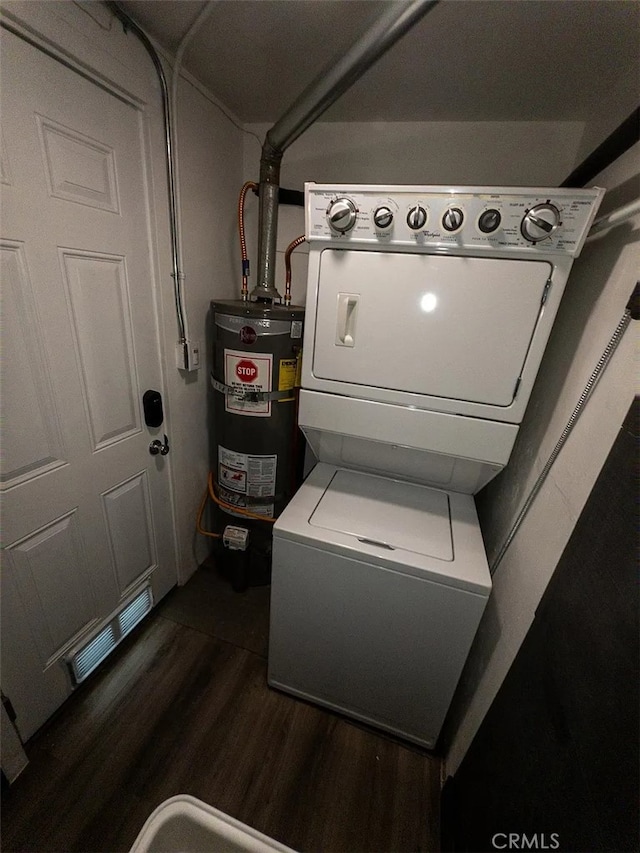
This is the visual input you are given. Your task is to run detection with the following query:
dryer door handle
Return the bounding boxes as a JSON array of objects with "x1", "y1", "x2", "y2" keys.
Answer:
[{"x1": 336, "y1": 293, "x2": 359, "y2": 347}]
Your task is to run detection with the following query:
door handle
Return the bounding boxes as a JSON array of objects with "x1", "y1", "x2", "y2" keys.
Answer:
[
  {"x1": 336, "y1": 293, "x2": 359, "y2": 347},
  {"x1": 149, "y1": 434, "x2": 170, "y2": 456}
]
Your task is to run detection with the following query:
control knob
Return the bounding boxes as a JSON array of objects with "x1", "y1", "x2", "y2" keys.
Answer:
[
  {"x1": 327, "y1": 197, "x2": 357, "y2": 233},
  {"x1": 442, "y1": 207, "x2": 464, "y2": 232},
  {"x1": 478, "y1": 208, "x2": 502, "y2": 234},
  {"x1": 373, "y1": 206, "x2": 394, "y2": 229},
  {"x1": 521, "y1": 203, "x2": 560, "y2": 243},
  {"x1": 407, "y1": 205, "x2": 427, "y2": 230}
]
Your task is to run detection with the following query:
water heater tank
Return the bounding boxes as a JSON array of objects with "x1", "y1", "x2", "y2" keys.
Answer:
[{"x1": 210, "y1": 299, "x2": 305, "y2": 527}]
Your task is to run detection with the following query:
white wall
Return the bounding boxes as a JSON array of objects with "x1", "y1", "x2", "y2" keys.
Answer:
[
  {"x1": 1, "y1": 1, "x2": 244, "y2": 584},
  {"x1": 443, "y1": 142, "x2": 639, "y2": 776},
  {"x1": 165, "y1": 71, "x2": 243, "y2": 578},
  {"x1": 242, "y1": 120, "x2": 585, "y2": 305},
  {"x1": 574, "y1": 62, "x2": 639, "y2": 166}
]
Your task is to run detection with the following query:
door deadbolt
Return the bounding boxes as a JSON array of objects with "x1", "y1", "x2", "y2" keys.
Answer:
[
  {"x1": 143, "y1": 389, "x2": 164, "y2": 428},
  {"x1": 149, "y1": 434, "x2": 170, "y2": 456}
]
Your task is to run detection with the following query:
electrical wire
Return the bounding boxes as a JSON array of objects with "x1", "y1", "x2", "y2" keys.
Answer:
[
  {"x1": 171, "y1": 71, "x2": 263, "y2": 153},
  {"x1": 210, "y1": 106, "x2": 262, "y2": 152},
  {"x1": 490, "y1": 305, "x2": 634, "y2": 574},
  {"x1": 73, "y1": 1, "x2": 113, "y2": 29},
  {"x1": 238, "y1": 181, "x2": 258, "y2": 300}
]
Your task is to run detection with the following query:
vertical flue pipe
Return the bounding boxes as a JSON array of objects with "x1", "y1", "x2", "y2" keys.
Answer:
[{"x1": 252, "y1": 0, "x2": 440, "y2": 301}]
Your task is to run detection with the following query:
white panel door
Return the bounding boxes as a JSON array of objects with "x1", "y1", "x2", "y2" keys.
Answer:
[
  {"x1": 0, "y1": 30, "x2": 176, "y2": 740},
  {"x1": 312, "y1": 250, "x2": 552, "y2": 406}
]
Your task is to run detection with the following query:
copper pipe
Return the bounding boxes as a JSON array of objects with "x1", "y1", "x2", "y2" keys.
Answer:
[
  {"x1": 238, "y1": 181, "x2": 258, "y2": 301},
  {"x1": 284, "y1": 234, "x2": 306, "y2": 306},
  {"x1": 208, "y1": 472, "x2": 276, "y2": 523},
  {"x1": 196, "y1": 486, "x2": 221, "y2": 539}
]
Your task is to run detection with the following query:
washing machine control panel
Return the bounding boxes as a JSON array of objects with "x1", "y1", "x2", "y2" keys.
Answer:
[{"x1": 307, "y1": 184, "x2": 604, "y2": 256}]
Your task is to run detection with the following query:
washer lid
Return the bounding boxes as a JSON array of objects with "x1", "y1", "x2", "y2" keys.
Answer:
[{"x1": 309, "y1": 469, "x2": 453, "y2": 561}]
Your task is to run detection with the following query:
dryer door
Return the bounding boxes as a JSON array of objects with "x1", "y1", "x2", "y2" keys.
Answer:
[{"x1": 311, "y1": 250, "x2": 551, "y2": 407}]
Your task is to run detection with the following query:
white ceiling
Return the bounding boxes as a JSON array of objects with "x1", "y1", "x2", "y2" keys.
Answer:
[{"x1": 118, "y1": 0, "x2": 639, "y2": 125}]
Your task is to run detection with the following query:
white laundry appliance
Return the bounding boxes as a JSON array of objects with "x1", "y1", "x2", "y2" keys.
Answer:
[{"x1": 268, "y1": 184, "x2": 603, "y2": 748}]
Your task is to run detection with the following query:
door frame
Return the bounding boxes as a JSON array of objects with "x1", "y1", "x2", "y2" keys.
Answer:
[
  {"x1": 1, "y1": 1, "x2": 179, "y2": 575},
  {"x1": 0, "y1": 2, "x2": 179, "y2": 755}
]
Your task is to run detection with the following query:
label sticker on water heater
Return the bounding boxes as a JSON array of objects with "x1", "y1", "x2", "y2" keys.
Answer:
[
  {"x1": 224, "y1": 349, "x2": 273, "y2": 416},
  {"x1": 217, "y1": 486, "x2": 275, "y2": 519},
  {"x1": 278, "y1": 358, "x2": 297, "y2": 391},
  {"x1": 219, "y1": 446, "x2": 277, "y2": 499},
  {"x1": 219, "y1": 464, "x2": 247, "y2": 493}
]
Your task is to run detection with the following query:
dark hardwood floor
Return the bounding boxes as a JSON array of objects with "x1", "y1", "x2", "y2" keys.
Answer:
[{"x1": 1, "y1": 561, "x2": 441, "y2": 852}]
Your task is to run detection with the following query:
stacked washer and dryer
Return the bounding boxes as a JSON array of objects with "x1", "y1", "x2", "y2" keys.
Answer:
[{"x1": 268, "y1": 184, "x2": 603, "y2": 749}]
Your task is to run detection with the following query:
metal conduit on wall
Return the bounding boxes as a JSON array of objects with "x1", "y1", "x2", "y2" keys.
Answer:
[
  {"x1": 106, "y1": 1, "x2": 187, "y2": 348},
  {"x1": 167, "y1": 2, "x2": 217, "y2": 341}
]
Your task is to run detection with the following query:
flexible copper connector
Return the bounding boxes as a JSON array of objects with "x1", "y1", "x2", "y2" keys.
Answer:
[
  {"x1": 208, "y1": 472, "x2": 276, "y2": 524},
  {"x1": 284, "y1": 234, "x2": 306, "y2": 306},
  {"x1": 238, "y1": 181, "x2": 258, "y2": 301},
  {"x1": 196, "y1": 485, "x2": 221, "y2": 539}
]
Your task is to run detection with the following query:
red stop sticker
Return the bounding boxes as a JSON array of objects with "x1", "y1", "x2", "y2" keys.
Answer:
[{"x1": 235, "y1": 359, "x2": 258, "y2": 382}]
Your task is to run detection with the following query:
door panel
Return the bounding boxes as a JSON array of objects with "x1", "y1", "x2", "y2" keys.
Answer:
[
  {"x1": 102, "y1": 472, "x2": 156, "y2": 593},
  {"x1": 37, "y1": 114, "x2": 120, "y2": 212},
  {"x1": 0, "y1": 29, "x2": 176, "y2": 740},
  {"x1": 4, "y1": 511, "x2": 97, "y2": 663},
  {"x1": 1, "y1": 242, "x2": 66, "y2": 486},
  {"x1": 312, "y1": 250, "x2": 552, "y2": 406},
  {"x1": 61, "y1": 250, "x2": 140, "y2": 448}
]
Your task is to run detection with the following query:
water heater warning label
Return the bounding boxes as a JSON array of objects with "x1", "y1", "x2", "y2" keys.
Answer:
[
  {"x1": 224, "y1": 349, "x2": 273, "y2": 416},
  {"x1": 278, "y1": 358, "x2": 297, "y2": 391},
  {"x1": 219, "y1": 464, "x2": 246, "y2": 493},
  {"x1": 219, "y1": 446, "x2": 277, "y2": 498},
  {"x1": 218, "y1": 487, "x2": 275, "y2": 519}
]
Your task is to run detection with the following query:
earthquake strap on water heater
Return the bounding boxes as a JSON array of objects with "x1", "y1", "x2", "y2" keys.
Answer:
[
  {"x1": 490, "y1": 292, "x2": 637, "y2": 575},
  {"x1": 210, "y1": 375, "x2": 296, "y2": 402}
]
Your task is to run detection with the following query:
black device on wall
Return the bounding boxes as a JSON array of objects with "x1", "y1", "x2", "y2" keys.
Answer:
[{"x1": 143, "y1": 390, "x2": 164, "y2": 428}]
